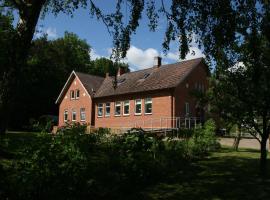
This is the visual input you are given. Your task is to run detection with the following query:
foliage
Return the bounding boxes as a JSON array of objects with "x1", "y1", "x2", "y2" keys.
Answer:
[
  {"x1": 0, "y1": 124, "x2": 220, "y2": 199},
  {"x1": 29, "y1": 115, "x2": 57, "y2": 133},
  {"x1": 7, "y1": 33, "x2": 129, "y2": 130},
  {"x1": 89, "y1": 57, "x2": 129, "y2": 77},
  {"x1": 186, "y1": 119, "x2": 220, "y2": 158}
]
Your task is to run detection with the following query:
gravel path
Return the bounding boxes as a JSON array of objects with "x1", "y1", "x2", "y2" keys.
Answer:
[{"x1": 219, "y1": 137, "x2": 269, "y2": 150}]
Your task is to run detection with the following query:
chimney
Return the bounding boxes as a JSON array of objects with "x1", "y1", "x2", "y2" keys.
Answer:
[
  {"x1": 117, "y1": 67, "x2": 125, "y2": 77},
  {"x1": 154, "y1": 56, "x2": 162, "y2": 67},
  {"x1": 105, "y1": 72, "x2": 109, "y2": 78}
]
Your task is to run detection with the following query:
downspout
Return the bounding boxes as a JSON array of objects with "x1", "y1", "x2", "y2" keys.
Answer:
[{"x1": 171, "y1": 89, "x2": 175, "y2": 128}]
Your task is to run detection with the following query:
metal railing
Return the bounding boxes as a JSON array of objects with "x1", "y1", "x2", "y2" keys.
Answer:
[{"x1": 123, "y1": 117, "x2": 202, "y2": 130}]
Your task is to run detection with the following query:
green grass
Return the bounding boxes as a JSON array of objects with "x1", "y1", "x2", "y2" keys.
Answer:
[
  {"x1": 141, "y1": 147, "x2": 270, "y2": 200},
  {"x1": 1, "y1": 133, "x2": 270, "y2": 200}
]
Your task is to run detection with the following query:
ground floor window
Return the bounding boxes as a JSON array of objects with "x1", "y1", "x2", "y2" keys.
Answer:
[
  {"x1": 64, "y1": 110, "x2": 68, "y2": 122},
  {"x1": 144, "y1": 98, "x2": 152, "y2": 114},
  {"x1": 72, "y1": 109, "x2": 76, "y2": 121},
  {"x1": 105, "y1": 102, "x2": 110, "y2": 116},
  {"x1": 135, "y1": 99, "x2": 142, "y2": 115},
  {"x1": 123, "y1": 100, "x2": 130, "y2": 115},
  {"x1": 98, "y1": 103, "x2": 103, "y2": 117},
  {"x1": 80, "y1": 108, "x2": 86, "y2": 121},
  {"x1": 115, "y1": 101, "x2": 121, "y2": 116}
]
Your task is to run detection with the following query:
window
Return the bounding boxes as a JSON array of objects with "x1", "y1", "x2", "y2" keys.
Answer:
[
  {"x1": 70, "y1": 90, "x2": 75, "y2": 99},
  {"x1": 135, "y1": 99, "x2": 142, "y2": 115},
  {"x1": 185, "y1": 102, "x2": 190, "y2": 116},
  {"x1": 98, "y1": 103, "x2": 103, "y2": 117},
  {"x1": 64, "y1": 110, "x2": 68, "y2": 122},
  {"x1": 123, "y1": 100, "x2": 130, "y2": 115},
  {"x1": 80, "y1": 108, "x2": 86, "y2": 121},
  {"x1": 75, "y1": 90, "x2": 80, "y2": 99},
  {"x1": 143, "y1": 73, "x2": 150, "y2": 79},
  {"x1": 72, "y1": 109, "x2": 76, "y2": 121},
  {"x1": 145, "y1": 98, "x2": 152, "y2": 114},
  {"x1": 115, "y1": 101, "x2": 121, "y2": 116},
  {"x1": 105, "y1": 103, "x2": 110, "y2": 116}
]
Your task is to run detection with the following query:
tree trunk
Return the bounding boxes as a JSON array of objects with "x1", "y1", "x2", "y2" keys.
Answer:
[
  {"x1": 0, "y1": 1, "x2": 45, "y2": 133},
  {"x1": 260, "y1": 135, "x2": 268, "y2": 175},
  {"x1": 233, "y1": 125, "x2": 241, "y2": 151}
]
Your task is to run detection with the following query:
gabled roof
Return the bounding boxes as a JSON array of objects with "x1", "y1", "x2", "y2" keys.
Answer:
[
  {"x1": 94, "y1": 57, "x2": 205, "y2": 98},
  {"x1": 55, "y1": 58, "x2": 206, "y2": 104},
  {"x1": 55, "y1": 71, "x2": 104, "y2": 104}
]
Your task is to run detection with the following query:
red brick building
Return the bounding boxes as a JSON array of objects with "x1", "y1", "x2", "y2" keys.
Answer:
[{"x1": 56, "y1": 57, "x2": 209, "y2": 129}]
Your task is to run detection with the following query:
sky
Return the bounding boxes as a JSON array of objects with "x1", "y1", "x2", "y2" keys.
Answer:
[{"x1": 33, "y1": 1, "x2": 204, "y2": 71}]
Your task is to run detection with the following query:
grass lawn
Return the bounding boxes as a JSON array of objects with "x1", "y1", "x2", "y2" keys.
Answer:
[
  {"x1": 141, "y1": 147, "x2": 270, "y2": 200},
  {"x1": 1, "y1": 133, "x2": 270, "y2": 200}
]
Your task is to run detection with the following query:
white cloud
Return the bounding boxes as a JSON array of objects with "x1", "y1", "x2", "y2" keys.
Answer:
[
  {"x1": 126, "y1": 46, "x2": 159, "y2": 70},
  {"x1": 165, "y1": 46, "x2": 204, "y2": 62},
  {"x1": 89, "y1": 45, "x2": 204, "y2": 71},
  {"x1": 89, "y1": 49, "x2": 102, "y2": 60},
  {"x1": 34, "y1": 27, "x2": 58, "y2": 39},
  {"x1": 45, "y1": 27, "x2": 57, "y2": 39},
  {"x1": 125, "y1": 45, "x2": 204, "y2": 70}
]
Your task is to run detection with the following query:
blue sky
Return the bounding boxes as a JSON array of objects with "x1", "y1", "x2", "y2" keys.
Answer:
[{"x1": 33, "y1": 1, "x2": 203, "y2": 70}]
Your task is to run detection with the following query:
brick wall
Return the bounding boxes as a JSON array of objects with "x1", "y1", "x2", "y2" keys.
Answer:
[
  {"x1": 174, "y1": 62, "x2": 209, "y2": 119},
  {"x1": 94, "y1": 90, "x2": 173, "y2": 129},
  {"x1": 58, "y1": 76, "x2": 92, "y2": 127}
]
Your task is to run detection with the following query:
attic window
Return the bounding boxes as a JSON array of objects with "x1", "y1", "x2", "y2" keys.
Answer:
[
  {"x1": 143, "y1": 73, "x2": 150, "y2": 79},
  {"x1": 117, "y1": 78, "x2": 126, "y2": 85}
]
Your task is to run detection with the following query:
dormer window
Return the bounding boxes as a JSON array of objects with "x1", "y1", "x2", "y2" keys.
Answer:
[
  {"x1": 70, "y1": 90, "x2": 75, "y2": 99},
  {"x1": 117, "y1": 78, "x2": 126, "y2": 86},
  {"x1": 143, "y1": 73, "x2": 150, "y2": 79},
  {"x1": 75, "y1": 90, "x2": 80, "y2": 99}
]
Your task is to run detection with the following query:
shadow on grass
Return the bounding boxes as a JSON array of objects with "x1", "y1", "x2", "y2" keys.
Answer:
[{"x1": 141, "y1": 148, "x2": 270, "y2": 200}]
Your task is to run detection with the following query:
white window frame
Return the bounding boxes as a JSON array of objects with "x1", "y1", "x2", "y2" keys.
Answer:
[
  {"x1": 135, "y1": 99, "x2": 142, "y2": 115},
  {"x1": 97, "y1": 103, "x2": 103, "y2": 117},
  {"x1": 75, "y1": 89, "x2": 80, "y2": 99},
  {"x1": 114, "y1": 101, "x2": 121, "y2": 116},
  {"x1": 185, "y1": 102, "x2": 190, "y2": 116},
  {"x1": 70, "y1": 90, "x2": 75, "y2": 100},
  {"x1": 105, "y1": 102, "x2": 111, "y2": 117},
  {"x1": 72, "y1": 109, "x2": 76, "y2": 121},
  {"x1": 80, "y1": 108, "x2": 86, "y2": 121},
  {"x1": 64, "y1": 110, "x2": 68, "y2": 122},
  {"x1": 123, "y1": 100, "x2": 130, "y2": 116},
  {"x1": 144, "y1": 98, "x2": 152, "y2": 114}
]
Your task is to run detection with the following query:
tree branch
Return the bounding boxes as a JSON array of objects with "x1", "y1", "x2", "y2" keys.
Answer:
[{"x1": 89, "y1": 0, "x2": 112, "y2": 36}]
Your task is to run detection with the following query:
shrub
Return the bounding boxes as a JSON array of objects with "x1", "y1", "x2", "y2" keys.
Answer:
[
  {"x1": 57, "y1": 122, "x2": 87, "y2": 135},
  {"x1": 186, "y1": 119, "x2": 220, "y2": 159},
  {"x1": 29, "y1": 115, "x2": 57, "y2": 132},
  {"x1": 2, "y1": 123, "x2": 220, "y2": 199}
]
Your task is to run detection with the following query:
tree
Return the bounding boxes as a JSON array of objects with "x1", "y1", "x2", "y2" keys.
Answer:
[
  {"x1": 209, "y1": 35, "x2": 270, "y2": 173},
  {"x1": 89, "y1": 57, "x2": 129, "y2": 77},
  {"x1": 7, "y1": 32, "x2": 129, "y2": 130},
  {"x1": 8, "y1": 32, "x2": 92, "y2": 129},
  {"x1": 0, "y1": 11, "x2": 16, "y2": 134}
]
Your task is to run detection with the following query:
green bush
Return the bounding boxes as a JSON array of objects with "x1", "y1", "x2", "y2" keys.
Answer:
[
  {"x1": 186, "y1": 119, "x2": 220, "y2": 159},
  {"x1": 29, "y1": 115, "x2": 57, "y2": 132},
  {"x1": 1, "y1": 123, "x2": 220, "y2": 199}
]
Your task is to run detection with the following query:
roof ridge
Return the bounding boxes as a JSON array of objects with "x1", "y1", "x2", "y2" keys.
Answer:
[{"x1": 121, "y1": 57, "x2": 203, "y2": 75}]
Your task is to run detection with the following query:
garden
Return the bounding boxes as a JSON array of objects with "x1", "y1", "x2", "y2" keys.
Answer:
[{"x1": 1, "y1": 120, "x2": 269, "y2": 200}]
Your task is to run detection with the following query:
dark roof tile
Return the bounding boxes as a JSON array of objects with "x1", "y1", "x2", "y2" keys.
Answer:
[{"x1": 94, "y1": 58, "x2": 203, "y2": 98}]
